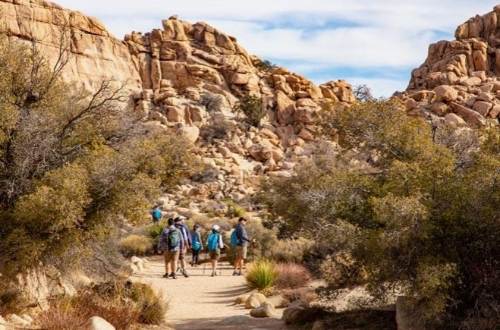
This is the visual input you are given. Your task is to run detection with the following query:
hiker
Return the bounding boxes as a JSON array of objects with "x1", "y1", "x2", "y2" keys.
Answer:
[
  {"x1": 191, "y1": 224, "x2": 203, "y2": 266},
  {"x1": 174, "y1": 217, "x2": 191, "y2": 278},
  {"x1": 158, "y1": 218, "x2": 181, "y2": 279},
  {"x1": 207, "y1": 224, "x2": 224, "y2": 277},
  {"x1": 232, "y1": 217, "x2": 251, "y2": 276},
  {"x1": 151, "y1": 205, "x2": 162, "y2": 223}
]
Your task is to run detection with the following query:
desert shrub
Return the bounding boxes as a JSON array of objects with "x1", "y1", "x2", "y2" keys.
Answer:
[
  {"x1": 200, "y1": 119, "x2": 234, "y2": 140},
  {"x1": 37, "y1": 281, "x2": 166, "y2": 329},
  {"x1": 129, "y1": 283, "x2": 167, "y2": 325},
  {"x1": 119, "y1": 235, "x2": 153, "y2": 257},
  {"x1": 0, "y1": 37, "x2": 196, "y2": 279},
  {"x1": 269, "y1": 237, "x2": 314, "y2": 263},
  {"x1": 262, "y1": 100, "x2": 500, "y2": 328},
  {"x1": 0, "y1": 286, "x2": 27, "y2": 315},
  {"x1": 145, "y1": 220, "x2": 167, "y2": 249},
  {"x1": 224, "y1": 199, "x2": 246, "y2": 218},
  {"x1": 246, "y1": 260, "x2": 278, "y2": 291},
  {"x1": 275, "y1": 263, "x2": 312, "y2": 289},
  {"x1": 255, "y1": 59, "x2": 277, "y2": 71},
  {"x1": 234, "y1": 95, "x2": 266, "y2": 127},
  {"x1": 200, "y1": 92, "x2": 224, "y2": 112}
]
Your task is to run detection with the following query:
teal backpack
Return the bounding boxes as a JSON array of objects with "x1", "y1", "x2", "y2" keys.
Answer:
[
  {"x1": 230, "y1": 230, "x2": 240, "y2": 247},
  {"x1": 192, "y1": 232, "x2": 202, "y2": 251},
  {"x1": 207, "y1": 232, "x2": 220, "y2": 252}
]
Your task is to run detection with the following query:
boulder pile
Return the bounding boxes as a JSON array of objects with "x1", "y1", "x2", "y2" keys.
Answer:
[{"x1": 403, "y1": 6, "x2": 500, "y2": 127}]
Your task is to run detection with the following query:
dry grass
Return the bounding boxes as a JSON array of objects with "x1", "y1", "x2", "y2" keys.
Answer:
[
  {"x1": 36, "y1": 281, "x2": 166, "y2": 330},
  {"x1": 275, "y1": 263, "x2": 312, "y2": 289},
  {"x1": 119, "y1": 235, "x2": 153, "y2": 257}
]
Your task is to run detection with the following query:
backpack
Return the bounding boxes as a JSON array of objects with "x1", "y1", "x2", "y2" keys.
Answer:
[
  {"x1": 192, "y1": 232, "x2": 202, "y2": 251},
  {"x1": 207, "y1": 232, "x2": 220, "y2": 252},
  {"x1": 167, "y1": 229, "x2": 181, "y2": 250},
  {"x1": 230, "y1": 230, "x2": 241, "y2": 247},
  {"x1": 152, "y1": 209, "x2": 162, "y2": 220}
]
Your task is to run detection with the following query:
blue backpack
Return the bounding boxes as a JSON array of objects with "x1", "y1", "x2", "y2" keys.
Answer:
[
  {"x1": 152, "y1": 209, "x2": 162, "y2": 221},
  {"x1": 230, "y1": 230, "x2": 240, "y2": 247},
  {"x1": 192, "y1": 232, "x2": 202, "y2": 251},
  {"x1": 207, "y1": 232, "x2": 220, "y2": 252}
]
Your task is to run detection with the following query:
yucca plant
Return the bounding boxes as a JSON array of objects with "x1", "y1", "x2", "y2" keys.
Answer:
[{"x1": 245, "y1": 260, "x2": 278, "y2": 290}]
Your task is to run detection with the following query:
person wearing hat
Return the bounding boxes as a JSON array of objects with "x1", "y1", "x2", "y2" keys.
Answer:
[
  {"x1": 174, "y1": 217, "x2": 191, "y2": 277},
  {"x1": 206, "y1": 224, "x2": 224, "y2": 277},
  {"x1": 233, "y1": 217, "x2": 251, "y2": 276}
]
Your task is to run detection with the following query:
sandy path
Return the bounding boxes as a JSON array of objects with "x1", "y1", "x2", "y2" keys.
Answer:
[{"x1": 132, "y1": 256, "x2": 286, "y2": 330}]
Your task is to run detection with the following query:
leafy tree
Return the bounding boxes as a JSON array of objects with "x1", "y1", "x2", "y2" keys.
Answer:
[
  {"x1": 261, "y1": 100, "x2": 500, "y2": 328},
  {"x1": 0, "y1": 37, "x2": 196, "y2": 278}
]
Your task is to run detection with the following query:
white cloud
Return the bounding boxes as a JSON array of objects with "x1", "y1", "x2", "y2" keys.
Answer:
[{"x1": 54, "y1": 0, "x2": 499, "y2": 96}]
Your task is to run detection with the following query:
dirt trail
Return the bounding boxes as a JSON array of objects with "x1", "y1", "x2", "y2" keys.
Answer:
[{"x1": 132, "y1": 256, "x2": 286, "y2": 330}]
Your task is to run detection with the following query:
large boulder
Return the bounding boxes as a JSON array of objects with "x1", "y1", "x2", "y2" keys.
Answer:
[
  {"x1": 177, "y1": 125, "x2": 200, "y2": 143},
  {"x1": 250, "y1": 302, "x2": 278, "y2": 318},
  {"x1": 433, "y1": 85, "x2": 458, "y2": 102},
  {"x1": 245, "y1": 292, "x2": 267, "y2": 309}
]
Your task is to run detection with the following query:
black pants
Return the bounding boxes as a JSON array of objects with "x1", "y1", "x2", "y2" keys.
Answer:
[{"x1": 192, "y1": 249, "x2": 201, "y2": 265}]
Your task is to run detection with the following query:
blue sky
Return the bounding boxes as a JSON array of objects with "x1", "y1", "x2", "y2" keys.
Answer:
[{"x1": 57, "y1": 0, "x2": 498, "y2": 96}]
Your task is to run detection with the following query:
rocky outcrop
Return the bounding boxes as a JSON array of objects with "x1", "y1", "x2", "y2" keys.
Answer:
[
  {"x1": 0, "y1": 0, "x2": 355, "y2": 208},
  {"x1": 0, "y1": 0, "x2": 141, "y2": 92},
  {"x1": 404, "y1": 6, "x2": 500, "y2": 127}
]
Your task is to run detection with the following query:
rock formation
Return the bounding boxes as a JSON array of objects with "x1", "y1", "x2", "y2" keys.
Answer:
[
  {"x1": 404, "y1": 6, "x2": 500, "y2": 127},
  {"x1": 0, "y1": 0, "x2": 141, "y2": 91},
  {"x1": 0, "y1": 0, "x2": 355, "y2": 210}
]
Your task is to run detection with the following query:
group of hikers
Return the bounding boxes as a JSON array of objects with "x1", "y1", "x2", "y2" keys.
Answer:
[{"x1": 151, "y1": 206, "x2": 251, "y2": 279}]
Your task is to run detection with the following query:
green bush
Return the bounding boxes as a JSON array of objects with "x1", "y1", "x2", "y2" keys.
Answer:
[
  {"x1": 225, "y1": 199, "x2": 246, "y2": 218},
  {"x1": 246, "y1": 260, "x2": 278, "y2": 291},
  {"x1": 119, "y1": 235, "x2": 153, "y2": 257},
  {"x1": 234, "y1": 95, "x2": 266, "y2": 127},
  {"x1": 0, "y1": 36, "x2": 196, "y2": 279},
  {"x1": 262, "y1": 100, "x2": 500, "y2": 328}
]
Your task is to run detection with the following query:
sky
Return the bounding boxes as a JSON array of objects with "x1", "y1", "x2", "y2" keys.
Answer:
[{"x1": 56, "y1": 0, "x2": 498, "y2": 97}]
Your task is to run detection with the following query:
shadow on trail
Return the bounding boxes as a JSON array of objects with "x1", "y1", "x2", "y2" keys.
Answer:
[{"x1": 173, "y1": 316, "x2": 288, "y2": 330}]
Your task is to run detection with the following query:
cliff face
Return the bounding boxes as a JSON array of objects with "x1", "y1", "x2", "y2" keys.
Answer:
[
  {"x1": 404, "y1": 6, "x2": 500, "y2": 127},
  {"x1": 0, "y1": 0, "x2": 141, "y2": 91}
]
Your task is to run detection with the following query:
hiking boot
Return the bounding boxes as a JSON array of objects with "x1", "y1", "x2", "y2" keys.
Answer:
[
  {"x1": 182, "y1": 269, "x2": 189, "y2": 278},
  {"x1": 232, "y1": 271, "x2": 238, "y2": 276},
  {"x1": 169, "y1": 272, "x2": 176, "y2": 279},
  {"x1": 211, "y1": 272, "x2": 215, "y2": 277},
  {"x1": 162, "y1": 273, "x2": 169, "y2": 278}
]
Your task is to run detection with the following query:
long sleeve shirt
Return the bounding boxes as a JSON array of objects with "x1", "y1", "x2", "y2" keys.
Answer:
[
  {"x1": 235, "y1": 223, "x2": 250, "y2": 246},
  {"x1": 175, "y1": 224, "x2": 191, "y2": 249}
]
